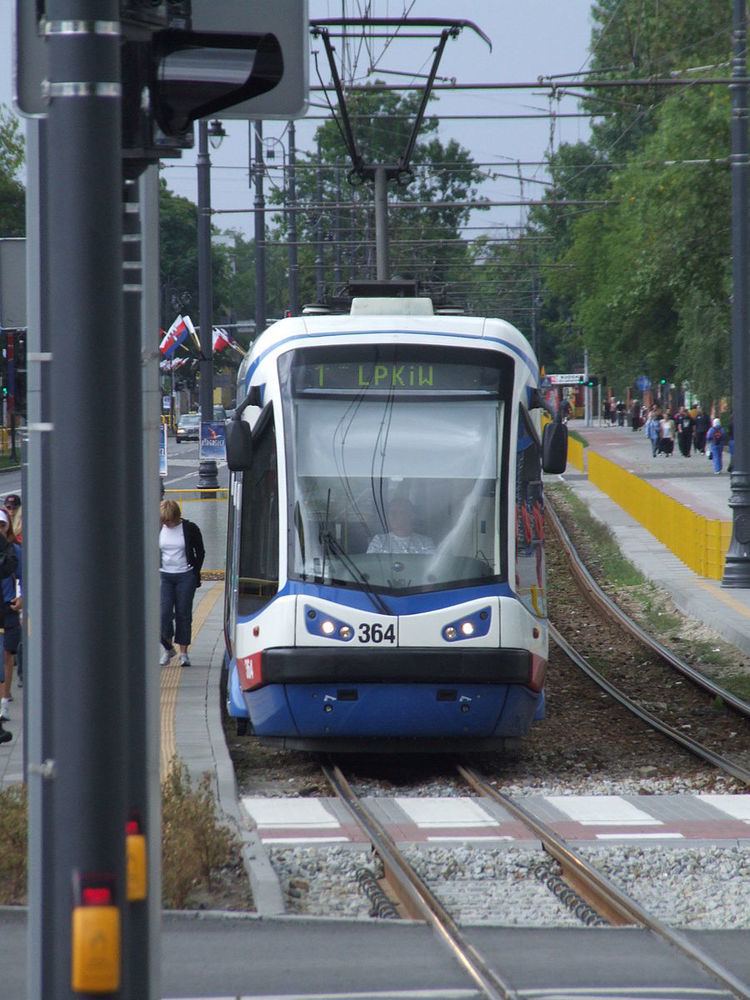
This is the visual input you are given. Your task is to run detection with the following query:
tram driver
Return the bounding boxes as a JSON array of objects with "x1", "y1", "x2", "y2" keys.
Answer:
[{"x1": 367, "y1": 496, "x2": 436, "y2": 556}]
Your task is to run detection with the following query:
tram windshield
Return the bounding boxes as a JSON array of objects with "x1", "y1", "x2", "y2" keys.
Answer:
[{"x1": 280, "y1": 344, "x2": 513, "y2": 594}]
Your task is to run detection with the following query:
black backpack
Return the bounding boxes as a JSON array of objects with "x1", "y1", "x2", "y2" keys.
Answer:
[{"x1": 0, "y1": 535, "x2": 17, "y2": 580}]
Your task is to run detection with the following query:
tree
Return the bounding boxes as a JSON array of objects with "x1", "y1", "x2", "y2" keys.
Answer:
[
  {"x1": 268, "y1": 86, "x2": 486, "y2": 305},
  {"x1": 0, "y1": 106, "x2": 25, "y2": 237}
]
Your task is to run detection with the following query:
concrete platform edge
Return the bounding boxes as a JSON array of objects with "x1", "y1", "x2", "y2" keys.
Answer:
[
  {"x1": 179, "y1": 588, "x2": 286, "y2": 917},
  {"x1": 562, "y1": 475, "x2": 750, "y2": 657}
]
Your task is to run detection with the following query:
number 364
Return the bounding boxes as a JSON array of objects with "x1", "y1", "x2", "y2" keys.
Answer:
[{"x1": 358, "y1": 623, "x2": 395, "y2": 644}]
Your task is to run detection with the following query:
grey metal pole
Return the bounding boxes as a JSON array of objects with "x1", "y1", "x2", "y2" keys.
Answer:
[
  {"x1": 121, "y1": 174, "x2": 150, "y2": 997},
  {"x1": 315, "y1": 137, "x2": 325, "y2": 301},
  {"x1": 334, "y1": 165, "x2": 343, "y2": 287},
  {"x1": 197, "y1": 121, "x2": 219, "y2": 490},
  {"x1": 253, "y1": 120, "x2": 267, "y2": 335},
  {"x1": 140, "y1": 163, "x2": 163, "y2": 999},
  {"x1": 26, "y1": 115, "x2": 55, "y2": 1000},
  {"x1": 723, "y1": 0, "x2": 750, "y2": 587},
  {"x1": 374, "y1": 165, "x2": 390, "y2": 281},
  {"x1": 288, "y1": 122, "x2": 300, "y2": 314},
  {"x1": 43, "y1": 4, "x2": 129, "y2": 997}
]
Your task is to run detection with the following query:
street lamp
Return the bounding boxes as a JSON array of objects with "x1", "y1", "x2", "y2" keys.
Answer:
[{"x1": 197, "y1": 118, "x2": 219, "y2": 491}]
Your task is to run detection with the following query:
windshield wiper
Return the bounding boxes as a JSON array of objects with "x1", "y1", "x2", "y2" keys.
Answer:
[
  {"x1": 320, "y1": 530, "x2": 391, "y2": 617},
  {"x1": 293, "y1": 501, "x2": 306, "y2": 580}
]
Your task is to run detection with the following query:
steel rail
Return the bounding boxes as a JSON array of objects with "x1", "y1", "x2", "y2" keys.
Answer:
[
  {"x1": 547, "y1": 502, "x2": 750, "y2": 717},
  {"x1": 550, "y1": 623, "x2": 750, "y2": 785},
  {"x1": 321, "y1": 761, "x2": 520, "y2": 1000},
  {"x1": 459, "y1": 765, "x2": 750, "y2": 1000}
]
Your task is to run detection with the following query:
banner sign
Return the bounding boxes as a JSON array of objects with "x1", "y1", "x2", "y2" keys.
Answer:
[
  {"x1": 200, "y1": 421, "x2": 227, "y2": 461},
  {"x1": 159, "y1": 424, "x2": 168, "y2": 477}
]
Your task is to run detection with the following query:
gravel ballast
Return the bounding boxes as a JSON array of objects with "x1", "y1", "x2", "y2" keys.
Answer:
[{"x1": 267, "y1": 841, "x2": 750, "y2": 929}]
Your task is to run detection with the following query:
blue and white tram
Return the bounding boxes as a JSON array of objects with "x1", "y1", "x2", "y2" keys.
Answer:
[{"x1": 223, "y1": 297, "x2": 566, "y2": 751}]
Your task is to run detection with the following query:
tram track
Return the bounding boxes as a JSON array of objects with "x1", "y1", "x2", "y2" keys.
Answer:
[
  {"x1": 546, "y1": 501, "x2": 750, "y2": 784},
  {"x1": 322, "y1": 759, "x2": 750, "y2": 1000}
]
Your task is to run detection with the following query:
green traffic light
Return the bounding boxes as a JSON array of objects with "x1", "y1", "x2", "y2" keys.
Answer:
[{"x1": 659, "y1": 377, "x2": 667, "y2": 385}]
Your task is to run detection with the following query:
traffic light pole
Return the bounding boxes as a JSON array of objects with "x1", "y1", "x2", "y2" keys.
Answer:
[
  {"x1": 41, "y1": 4, "x2": 130, "y2": 997},
  {"x1": 723, "y1": 0, "x2": 750, "y2": 587}
]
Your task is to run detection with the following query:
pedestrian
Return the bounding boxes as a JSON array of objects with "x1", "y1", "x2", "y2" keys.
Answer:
[
  {"x1": 4, "y1": 495, "x2": 22, "y2": 543},
  {"x1": 159, "y1": 499, "x2": 205, "y2": 667},
  {"x1": 645, "y1": 409, "x2": 661, "y2": 457},
  {"x1": 616, "y1": 400, "x2": 625, "y2": 426},
  {"x1": 609, "y1": 398, "x2": 617, "y2": 425},
  {"x1": 694, "y1": 405, "x2": 710, "y2": 455},
  {"x1": 0, "y1": 509, "x2": 22, "y2": 728},
  {"x1": 728, "y1": 417, "x2": 735, "y2": 473},
  {"x1": 560, "y1": 397, "x2": 571, "y2": 423},
  {"x1": 659, "y1": 412, "x2": 675, "y2": 456},
  {"x1": 706, "y1": 417, "x2": 725, "y2": 474},
  {"x1": 675, "y1": 407, "x2": 694, "y2": 458},
  {"x1": 631, "y1": 399, "x2": 641, "y2": 431}
]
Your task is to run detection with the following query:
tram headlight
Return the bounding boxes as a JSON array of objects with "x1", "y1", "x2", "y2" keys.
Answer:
[
  {"x1": 304, "y1": 605, "x2": 355, "y2": 642},
  {"x1": 442, "y1": 607, "x2": 492, "y2": 642}
]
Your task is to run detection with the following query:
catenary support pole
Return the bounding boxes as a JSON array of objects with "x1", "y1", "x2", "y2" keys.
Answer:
[
  {"x1": 288, "y1": 122, "x2": 300, "y2": 314},
  {"x1": 723, "y1": 0, "x2": 750, "y2": 586},
  {"x1": 315, "y1": 136, "x2": 325, "y2": 301},
  {"x1": 374, "y1": 165, "x2": 390, "y2": 280},
  {"x1": 42, "y1": 3, "x2": 130, "y2": 997},
  {"x1": 197, "y1": 121, "x2": 218, "y2": 491},
  {"x1": 253, "y1": 120, "x2": 267, "y2": 335}
]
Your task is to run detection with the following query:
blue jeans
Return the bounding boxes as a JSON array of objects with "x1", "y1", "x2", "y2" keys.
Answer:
[
  {"x1": 160, "y1": 570, "x2": 197, "y2": 648},
  {"x1": 711, "y1": 444, "x2": 724, "y2": 473}
]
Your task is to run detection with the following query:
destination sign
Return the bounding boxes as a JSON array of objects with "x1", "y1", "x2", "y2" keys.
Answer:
[
  {"x1": 545, "y1": 373, "x2": 586, "y2": 386},
  {"x1": 292, "y1": 361, "x2": 502, "y2": 393}
]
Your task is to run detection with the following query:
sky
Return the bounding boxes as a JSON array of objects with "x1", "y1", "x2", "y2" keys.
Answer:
[{"x1": 0, "y1": 0, "x2": 595, "y2": 237}]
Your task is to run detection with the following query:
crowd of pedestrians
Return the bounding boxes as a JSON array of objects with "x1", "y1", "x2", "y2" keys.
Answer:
[{"x1": 601, "y1": 398, "x2": 733, "y2": 474}]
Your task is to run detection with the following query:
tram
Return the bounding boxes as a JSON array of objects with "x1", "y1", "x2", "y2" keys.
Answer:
[{"x1": 223, "y1": 295, "x2": 567, "y2": 751}]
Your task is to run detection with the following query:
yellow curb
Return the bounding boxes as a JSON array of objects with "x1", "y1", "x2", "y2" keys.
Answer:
[
  {"x1": 695, "y1": 578, "x2": 750, "y2": 620},
  {"x1": 160, "y1": 581, "x2": 223, "y2": 779}
]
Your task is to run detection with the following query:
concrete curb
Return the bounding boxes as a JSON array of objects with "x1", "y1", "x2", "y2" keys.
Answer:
[
  {"x1": 563, "y1": 477, "x2": 750, "y2": 657},
  {"x1": 192, "y1": 596, "x2": 286, "y2": 917}
]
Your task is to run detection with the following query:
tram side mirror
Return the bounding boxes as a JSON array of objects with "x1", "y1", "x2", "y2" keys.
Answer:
[
  {"x1": 226, "y1": 419, "x2": 253, "y2": 472},
  {"x1": 542, "y1": 420, "x2": 568, "y2": 474}
]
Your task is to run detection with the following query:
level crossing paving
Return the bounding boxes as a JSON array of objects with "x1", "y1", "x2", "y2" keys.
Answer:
[{"x1": 241, "y1": 793, "x2": 750, "y2": 847}]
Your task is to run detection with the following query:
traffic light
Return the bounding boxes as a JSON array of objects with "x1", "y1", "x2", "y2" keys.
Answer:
[
  {"x1": 659, "y1": 377, "x2": 668, "y2": 385},
  {"x1": 585, "y1": 376, "x2": 599, "y2": 388},
  {"x1": 121, "y1": 7, "x2": 285, "y2": 167}
]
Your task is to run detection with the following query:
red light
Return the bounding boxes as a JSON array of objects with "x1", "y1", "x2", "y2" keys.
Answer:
[
  {"x1": 125, "y1": 820, "x2": 139, "y2": 836},
  {"x1": 82, "y1": 887, "x2": 113, "y2": 906},
  {"x1": 527, "y1": 654, "x2": 547, "y2": 693},
  {"x1": 239, "y1": 652, "x2": 263, "y2": 691}
]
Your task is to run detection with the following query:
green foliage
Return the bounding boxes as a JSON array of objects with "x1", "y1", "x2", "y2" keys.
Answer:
[
  {"x1": 159, "y1": 179, "x2": 232, "y2": 328},
  {"x1": 0, "y1": 784, "x2": 27, "y2": 904},
  {"x1": 267, "y1": 86, "x2": 485, "y2": 306},
  {"x1": 0, "y1": 106, "x2": 25, "y2": 237},
  {"x1": 161, "y1": 757, "x2": 239, "y2": 909}
]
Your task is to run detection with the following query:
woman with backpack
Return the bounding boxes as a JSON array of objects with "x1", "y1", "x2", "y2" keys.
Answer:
[{"x1": 706, "y1": 418, "x2": 725, "y2": 474}]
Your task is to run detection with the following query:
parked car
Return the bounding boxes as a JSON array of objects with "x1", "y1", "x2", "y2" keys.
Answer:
[{"x1": 176, "y1": 413, "x2": 200, "y2": 442}]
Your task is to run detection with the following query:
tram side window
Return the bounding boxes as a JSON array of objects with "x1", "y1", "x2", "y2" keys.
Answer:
[
  {"x1": 515, "y1": 406, "x2": 546, "y2": 616},
  {"x1": 238, "y1": 413, "x2": 279, "y2": 614}
]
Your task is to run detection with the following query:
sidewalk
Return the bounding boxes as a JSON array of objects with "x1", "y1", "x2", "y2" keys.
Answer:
[{"x1": 561, "y1": 422, "x2": 750, "y2": 656}]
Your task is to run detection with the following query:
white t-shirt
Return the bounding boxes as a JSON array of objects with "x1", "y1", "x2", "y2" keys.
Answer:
[{"x1": 160, "y1": 523, "x2": 190, "y2": 573}]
